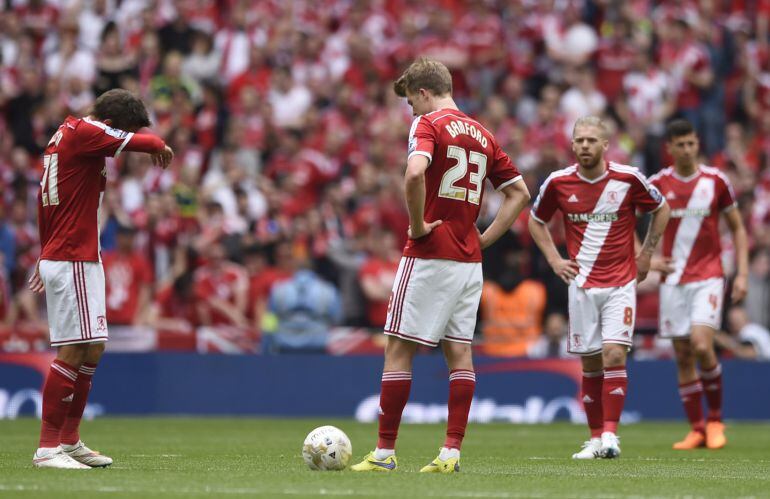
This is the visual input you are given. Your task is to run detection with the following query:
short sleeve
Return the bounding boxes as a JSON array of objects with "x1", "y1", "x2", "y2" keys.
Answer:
[
  {"x1": 407, "y1": 116, "x2": 436, "y2": 163},
  {"x1": 487, "y1": 143, "x2": 522, "y2": 191},
  {"x1": 530, "y1": 174, "x2": 560, "y2": 224},
  {"x1": 715, "y1": 173, "x2": 738, "y2": 212},
  {"x1": 77, "y1": 118, "x2": 134, "y2": 158},
  {"x1": 629, "y1": 171, "x2": 665, "y2": 213}
]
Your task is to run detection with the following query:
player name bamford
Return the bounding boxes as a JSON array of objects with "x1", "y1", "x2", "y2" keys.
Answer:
[
  {"x1": 670, "y1": 208, "x2": 711, "y2": 218},
  {"x1": 567, "y1": 213, "x2": 619, "y2": 223},
  {"x1": 444, "y1": 120, "x2": 489, "y2": 148}
]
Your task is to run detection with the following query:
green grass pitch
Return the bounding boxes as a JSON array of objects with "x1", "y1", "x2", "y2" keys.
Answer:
[{"x1": 1, "y1": 418, "x2": 768, "y2": 498}]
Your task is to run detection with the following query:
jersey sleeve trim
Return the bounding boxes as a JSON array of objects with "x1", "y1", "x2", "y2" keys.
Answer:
[
  {"x1": 721, "y1": 202, "x2": 738, "y2": 213},
  {"x1": 114, "y1": 132, "x2": 135, "y2": 157},
  {"x1": 495, "y1": 175, "x2": 522, "y2": 191},
  {"x1": 648, "y1": 198, "x2": 666, "y2": 213},
  {"x1": 407, "y1": 150, "x2": 432, "y2": 163},
  {"x1": 529, "y1": 211, "x2": 547, "y2": 224}
]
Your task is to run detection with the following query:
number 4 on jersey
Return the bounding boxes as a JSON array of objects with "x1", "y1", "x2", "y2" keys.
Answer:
[
  {"x1": 41, "y1": 153, "x2": 60, "y2": 206},
  {"x1": 439, "y1": 145, "x2": 487, "y2": 205}
]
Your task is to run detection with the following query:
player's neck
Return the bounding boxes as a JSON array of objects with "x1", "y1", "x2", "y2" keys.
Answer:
[
  {"x1": 430, "y1": 96, "x2": 459, "y2": 113},
  {"x1": 578, "y1": 159, "x2": 607, "y2": 180},
  {"x1": 674, "y1": 162, "x2": 698, "y2": 178}
]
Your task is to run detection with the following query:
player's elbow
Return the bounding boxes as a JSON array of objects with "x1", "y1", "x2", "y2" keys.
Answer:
[{"x1": 404, "y1": 167, "x2": 425, "y2": 185}]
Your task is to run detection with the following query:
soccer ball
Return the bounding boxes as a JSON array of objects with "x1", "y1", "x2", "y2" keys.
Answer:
[{"x1": 302, "y1": 425, "x2": 352, "y2": 471}]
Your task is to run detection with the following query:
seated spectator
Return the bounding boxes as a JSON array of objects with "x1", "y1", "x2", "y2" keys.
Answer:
[
  {"x1": 267, "y1": 256, "x2": 341, "y2": 353},
  {"x1": 193, "y1": 238, "x2": 249, "y2": 327},
  {"x1": 358, "y1": 229, "x2": 399, "y2": 328},
  {"x1": 102, "y1": 225, "x2": 153, "y2": 326},
  {"x1": 480, "y1": 244, "x2": 546, "y2": 357},
  {"x1": 527, "y1": 312, "x2": 569, "y2": 359},
  {"x1": 715, "y1": 305, "x2": 770, "y2": 360}
]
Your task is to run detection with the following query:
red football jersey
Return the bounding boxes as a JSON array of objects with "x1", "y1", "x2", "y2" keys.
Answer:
[
  {"x1": 649, "y1": 165, "x2": 737, "y2": 285},
  {"x1": 404, "y1": 108, "x2": 522, "y2": 262},
  {"x1": 194, "y1": 263, "x2": 249, "y2": 325},
  {"x1": 531, "y1": 162, "x2": 665, "y2": 288},
  {"x1": 103, "y1": 251, "x2": 153, "y2": 325},
  {"x1": 38, "y1": 116, "x2": 165, "y2": 262}
]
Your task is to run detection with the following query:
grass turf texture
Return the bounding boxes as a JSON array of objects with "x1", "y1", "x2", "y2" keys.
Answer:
[{"x1": 1, "y1": 419, "x2": 768, "y2": 498}]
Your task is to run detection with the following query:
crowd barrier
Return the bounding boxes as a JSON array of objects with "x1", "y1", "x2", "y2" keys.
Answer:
[{"x1": 0, "y1": 353, "x2": 767, "y2": 421}]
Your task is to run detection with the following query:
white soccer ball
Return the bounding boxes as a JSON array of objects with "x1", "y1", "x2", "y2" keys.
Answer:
[{"x1": 302, "y1": 425, "x2": 352, "y2": 471}]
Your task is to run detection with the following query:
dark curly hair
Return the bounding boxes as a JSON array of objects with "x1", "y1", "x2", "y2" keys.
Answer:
[{"x1": 91, "y1": 89, "x2": 151, "y2": 131}]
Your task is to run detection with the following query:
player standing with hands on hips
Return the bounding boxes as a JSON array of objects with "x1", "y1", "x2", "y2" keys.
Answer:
[
  {"x1": 528, "y1": 116, "x2": 670, "y2": 459},
  {"x1": 29, "y1": 89, "x2": 173, "y2": 469},
  {"x1": 648, "y1": 119, "x2": 748, "y2": 450},
  {"x1": 351, "y1": 58, "x2": 530, "y2": 473}
]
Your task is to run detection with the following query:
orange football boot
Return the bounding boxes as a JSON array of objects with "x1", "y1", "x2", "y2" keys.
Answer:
[
  {"x1": 706, "y1": 422, "x2": 727, "y2": 449},
  {"x1": 673, "y1": 430, "x2": 706, "y2": 450}
]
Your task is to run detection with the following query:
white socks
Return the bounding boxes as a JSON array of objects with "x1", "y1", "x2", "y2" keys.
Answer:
[
  {"x1": 439, "y1": 447, "x2": 460, "y2": 461},
  {"x1": 373, "y1": 447, "x2": 395, "y2": 460}
]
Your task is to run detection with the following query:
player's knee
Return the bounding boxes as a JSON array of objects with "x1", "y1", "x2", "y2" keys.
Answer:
[
  {"x1": 691, "y1": 341, "x2": 714, "y2": 361},
  {"x1": 674, "y1": 345, "x2": 695, "y2": 367},
  {"x1": 602, "y1": 346, "x2": 626, "y2": 367},
  {"x1": 87, "y1": 342, "x2": 106, "y2": 361}
]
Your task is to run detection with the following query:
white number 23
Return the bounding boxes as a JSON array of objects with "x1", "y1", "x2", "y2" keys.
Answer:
[{"x1": 438, "y1": 145, "x2": 487, "y2": 205}]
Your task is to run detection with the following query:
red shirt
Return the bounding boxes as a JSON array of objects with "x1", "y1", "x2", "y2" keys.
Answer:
[
  {"x1": 531, "y1": 162, "x2": 664, "y2": 288},
  {"x1": 404, "y1": 108, "x2": 522, "y2": 262},
  {"x1": 359, "y1": 257, "x2": 399, "y2": 327},
  {"x1": 194, "y1": 263, "x2": 248, "y2": 325},
  {"x1": 103, "y1": 251, "x2": 153, "y2": 325},
  {"x1": 37, "y1": 116, "x2": 165, "y2": 262},
  {"x1": 649, "y1": 165, "x2": 737, "y2": 285}
]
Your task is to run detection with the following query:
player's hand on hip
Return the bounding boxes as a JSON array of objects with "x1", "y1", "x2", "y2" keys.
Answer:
[
  {"x1": 408, "y1": 219, "x2": 442, "y2": 240},
  {"x1": 650, "y1": 256, "x2": 674, "y2": 276},
  {"x1": 551, "y1": 259, "x2": 579, "y2": 284},
  {"x1": 731, "y1": 274, "x2": 748, "y2": 303},
  {"x1": 636, "y1": 252, "x2": 652, "y2": 283},
  {"x1": 28, "y1": 260, "x2": 45, "y2": 294}
]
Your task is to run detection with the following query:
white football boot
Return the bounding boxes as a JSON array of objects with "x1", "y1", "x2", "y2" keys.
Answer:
[
  {"x1": 571, "y1": 438, "x2": 602, "y2": 459},
  {"x1": 33, "y1": 446, "x2": 91, "y2": 469},
  {"x1": 62, "y1": 440, "x2": 113, "y2": 467},
  {"x1": 600, "y1": 432, "x2": 621, "y2": 459}
]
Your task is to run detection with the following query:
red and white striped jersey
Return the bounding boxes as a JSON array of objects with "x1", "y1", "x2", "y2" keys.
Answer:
[
  {"x1": 38, "y1": 116, "x2": 165, "y2": 262},
  {"x1": 404, "y1": 108, "x2": 522, "y2": 263},
  {"x1": 649, "y1": 165, "x2": 737, "y2": 285},
  {"x1": 531, "y1": 162, "x2": 665, "y2": 288}
]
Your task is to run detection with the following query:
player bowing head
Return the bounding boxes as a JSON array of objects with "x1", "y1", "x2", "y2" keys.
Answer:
[
  {"x1": 29, "y1": 89, "x2": 172, "y2": 469},
  {"x1": 393, "y1": 57, "x2": 452, "y2": 117},
  {"x1": 571, "y1": 116, "x2": 609, "y2": 170}
]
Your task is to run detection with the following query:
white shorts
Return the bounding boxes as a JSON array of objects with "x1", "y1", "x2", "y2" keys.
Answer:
[
  {"x1": 384, "y1": 256, "x2": 482, "y2": 347},
  {"x1": 659, "y1": 277, "x2": 724, "y2": 338},
  {"x1": 568, "y1": 279, "x2": 636, "y2": 356},
  {"x1": 40, "y1": 260, "x2": 109, "y2": 346}
]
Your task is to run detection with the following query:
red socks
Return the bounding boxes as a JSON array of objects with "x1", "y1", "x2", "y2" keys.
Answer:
[
  {"x1": 701, "y1": 364, "x2": 723, "y2": 422},
  {"x1": 377, "y1": 371, "x2": 412, "y2": 449},
  {"x1": 602, "y1": 366, "x2": 627, "y2": 434},
  {"x1": 39, "y1": 360, "x2": 78, "y2": 448},
  {"x1": 445, "y1": 369, "x2": 476, "y2": 450},
  {"x1": 60, "y1": 363, "x2": 97, "y2": 445},
  {"x1": 678, "y1": 380, "x2": 705, "y2": 433},
  {"x1": 581, "y1": 371, "x2": 604, "y2": 438}
]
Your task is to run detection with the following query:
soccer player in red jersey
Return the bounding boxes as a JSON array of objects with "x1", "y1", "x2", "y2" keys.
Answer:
[
  {"x1": 648, "y1": 119, "x2": 748, "y2": 450},
  {"x1": 528, "y1": 116, "x2": 671, "y2": 459},
  {"x1": 351, "y1": 58, "x2": 531, "y2": 473},
  {"x1": 28, "y1": 89, "x2": 173, "y2": 469}
]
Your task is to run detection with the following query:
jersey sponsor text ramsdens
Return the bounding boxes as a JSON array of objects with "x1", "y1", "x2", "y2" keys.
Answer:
[{"x1": 566, "y1": 212, "x2": 620, "y2": 223}]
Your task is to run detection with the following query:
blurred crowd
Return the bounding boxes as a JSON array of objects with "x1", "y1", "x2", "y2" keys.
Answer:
[{"x1": 1, "y1": 0, "x2": 769, "y2": 359}]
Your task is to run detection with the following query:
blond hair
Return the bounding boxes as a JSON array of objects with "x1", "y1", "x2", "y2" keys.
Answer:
[
  {"x1": 573, "y1": 116, "x2": 609, "y2": 140},
  {"x1": 393, "y1": 57, "x2": 453, "y2": 97}
]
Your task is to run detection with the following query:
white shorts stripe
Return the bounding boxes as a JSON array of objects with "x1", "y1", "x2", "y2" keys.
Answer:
[
  {"x1": 79, "y1": 263, "x2": 93, "y2": 339},
  {"x1": 72, "y1": 263, "x2": 86, "y2": 340}
]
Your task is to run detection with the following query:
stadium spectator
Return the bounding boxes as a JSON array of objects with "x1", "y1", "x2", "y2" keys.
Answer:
[
  {"x1": 715, "y1": 305, "x2": 770, "y2": 360},
  {"x1": 480, "y1": 242, "x2": 546, "y2": 357},
  {"x1": 102, "y1": 225, "x2": 153, "y2": 326},
  {"x1": 267, "y1": 258, "x2": 341, "y2": 353},
  {"x1": 358, "y1": 228, "x2": 399, "y2": 329},
  {"x1": 746, "y1": 248, "x2": 770, "y2": 329},
  {"x1": 527, "y1": 312, "x2": 569, "y2": 359},
  {"x1": 193, "y1": 238, "x2": 249, "y2": 327}
]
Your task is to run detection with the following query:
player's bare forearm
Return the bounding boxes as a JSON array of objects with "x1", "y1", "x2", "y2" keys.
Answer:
[
  {"x1": 640, "y1": 202, "x2": 670, "y2": 256},
  {"x1": 480, "y1": 180, "x2": 530, "y2": 249},
  {"x1": 528, "y1": 216, "x2": 579, "y2": 283},
  {"x1": 404, "y1": 155, "x2": 441, "y2": 239},
  {"x1": 725, "y1": 207, "x2": 749, "y2": 302}
]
